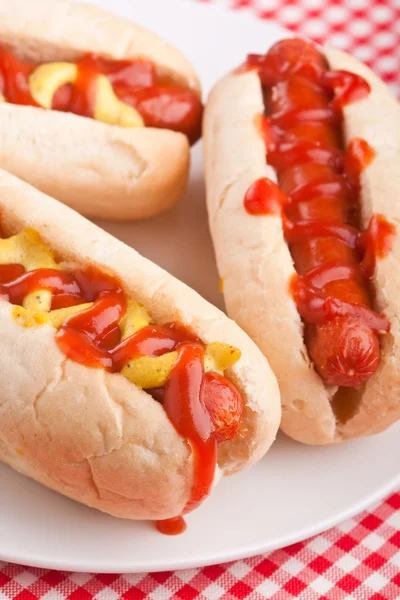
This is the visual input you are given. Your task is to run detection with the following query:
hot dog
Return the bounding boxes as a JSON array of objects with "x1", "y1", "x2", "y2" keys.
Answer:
[
  {"x1": 204, "y1": 38, "x2": 400, "y2": 444},
  {"x1": 0, "y1": 169, "x2": 280, "y2": 532},
  {"x1": 0, "y1": 0, "x2": 203, "y2": 220}
]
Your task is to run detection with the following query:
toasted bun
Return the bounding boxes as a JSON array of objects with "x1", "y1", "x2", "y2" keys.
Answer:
[
  {"x1": 0, "y1": 169, "x2": 281, "y2": 520},
  {"x1": 203, "y1": 47, "x2": 400, "y2": 445},
  {"x1": 0, "y1": 0, "x2": 202, "y2": 220}
]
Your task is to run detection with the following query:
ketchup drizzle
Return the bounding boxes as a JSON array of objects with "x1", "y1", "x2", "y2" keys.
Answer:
[
  {"x1": 242, "y1": 38, "x2": 394, "y2": 387},
  {"x1": 0, "y1": 47, "x2": 203, "y2": 144},
  {"x1": 0, "y1": 251, "x2": 243, "y2": 532}
]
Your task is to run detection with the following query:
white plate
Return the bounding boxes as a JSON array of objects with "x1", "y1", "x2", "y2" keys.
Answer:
[{"x1": 0, "y1": 0, "x2": 399, "y2": 574}]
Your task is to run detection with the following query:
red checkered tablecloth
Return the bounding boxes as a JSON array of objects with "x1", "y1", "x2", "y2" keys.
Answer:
[
  {"x1": 0, "y1": 493, "x2": 399, "y2": 599},
  {"x1": 1, "y1": 1, "x2": 399, "y2": 599}
]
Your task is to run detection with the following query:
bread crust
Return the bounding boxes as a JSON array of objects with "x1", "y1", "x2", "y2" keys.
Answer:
[
  {"x1": 0, "y1": 105, "x2": 189, "y2": 220},
  {"x1": 0, "y1": 0, "x2": 200, "y2": 220},
  {"x1": 325, "y1": 49, "x2": 400, "y2": 440},
  {"x1": 203, "y1": 48, "x2": 400, "y2": 445},
  {"x1": 0, "y1": 169, "x2": 281, "y2": 519}
]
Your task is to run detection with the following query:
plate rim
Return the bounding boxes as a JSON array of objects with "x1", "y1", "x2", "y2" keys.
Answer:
[{"x1": 1, "y1": 471, "x2": 398, "y2": 573}]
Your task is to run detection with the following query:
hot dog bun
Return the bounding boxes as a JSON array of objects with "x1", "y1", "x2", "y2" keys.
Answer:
[
  {"x1": 0, "y1": 0, "x2": 201, "y2": 221},
  {"x1": 204, "y1": 45, "x2": 400, "y2": 445},
  {"x1": 0, "y1": 169, "x2": 280, "y2": 520}
]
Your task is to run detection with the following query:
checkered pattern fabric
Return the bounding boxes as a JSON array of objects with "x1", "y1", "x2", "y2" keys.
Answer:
[
  {"x1": 0, "y1": 493, "x2": 399, "y2": 599},
  {"x1": 203, "y1": 0, "x2": 400, "y2": 98},
  {"x1": 1, "y1": 1, "x2": 399, "y2": 597}
]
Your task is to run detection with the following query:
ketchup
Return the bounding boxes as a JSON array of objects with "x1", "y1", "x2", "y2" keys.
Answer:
[
  {"x1": 244, "y1": 178, "x2": 283, "y2": 215},
  {"x1": 0, "y1": 48, "x2": 37, "y2": 106},
  {"x1": 344, "y1": 138, "x2": 376, "y2": 186},
  {"x1": 0, "y1": 255, "x2": 243, "y2": 532},
  {"x1": 163, "y1": 345, "x2": 217, "y2": 508},
  {"x1": 360, "y1": 214, "x2": 396, "y2": 277},
  {"x1": 156, "y1": 516, "x2": 187, "y2": 535},
  {"x1": 0, "y1": 263, "x2": 27, "y2": 283},
  {"x1": 242, "y1": 38, "x2": 394, "y2": 388},
  {"x1": 0, "y1": 47, "x2": 203, "y2": 144},
  {"x1": 321, "y1": 70, "x2": 371, "y2": 109},
  {"x1": 267, "y1": 140, "x2": 343, "y2": 171}
]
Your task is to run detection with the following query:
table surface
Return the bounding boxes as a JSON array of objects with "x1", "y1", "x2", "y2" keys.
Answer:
[{"x1": 1, "y1": 0, "x2": 399, "y2": 598}]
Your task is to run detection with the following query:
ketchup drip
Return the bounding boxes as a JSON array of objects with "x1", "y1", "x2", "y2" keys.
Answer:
[
  {"x1": 0, "y1": 252, "x2": 243, "y2": 532},
  {"x1": 0, "y1": 47, "x2": 203, "y2": 144},
  {"x1": 243, "y1": 38, "x2": 394, "y2": 387},
  {"x1": 158, "y1": 345, "x2": 218, "y2": 535}
]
